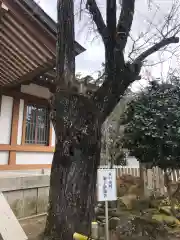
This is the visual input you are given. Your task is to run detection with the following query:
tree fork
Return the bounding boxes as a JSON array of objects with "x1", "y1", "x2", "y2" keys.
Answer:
[{"x1": 44, "y1": 0, "x2": 180, "y2": 238}]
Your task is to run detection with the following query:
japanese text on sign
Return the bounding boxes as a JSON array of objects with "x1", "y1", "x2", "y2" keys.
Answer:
[{"x1": 97, "y1": 169, "x2": 117, "y2": 202}]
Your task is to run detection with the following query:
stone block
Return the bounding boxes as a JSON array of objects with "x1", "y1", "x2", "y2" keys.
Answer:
[
  {"x1": 23, "y1": 189, "x2": 37, "y2": 217},
  {"x1": 3, "y1": 190, "x2": 24, "y2": 218},
  {"x1": 37, "y1": 187, "x2": 49, "y2": 214},
  {"x1": 0, "y1": 177, "x2": 23, "y2": 192},
  {"x1": 22, "y1": 175, "x2": 50, "y2": 190},
  {"x1": 0, "y1": 175, "x2": 50, "y2": 219},
  {"x1": 0, "y1": 175, "x2": 50, "y2": 192}
]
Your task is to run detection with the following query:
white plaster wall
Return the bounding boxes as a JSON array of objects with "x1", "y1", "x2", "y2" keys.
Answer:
[
  {"x1": 17, "y1": 99, "x2": 24, "y2": 145},
  {"x1": 0, "y1": 152, "x2": 9, "y2": 165},
  {"x1": 0, "y1": 95, "x2": 13, "y2": 164},
  {"x1": 127, "y1": 156, "x2": 139, "y2": 167},
  {"x1": 16, "y1": 152, "x2": 53, "y2": 164},
  {"x1": 21, "y1": 83, "x2": 51, "y2": 99},
  {"x1": 0, "y1": 95, "x2": 13, "y2": 144}
]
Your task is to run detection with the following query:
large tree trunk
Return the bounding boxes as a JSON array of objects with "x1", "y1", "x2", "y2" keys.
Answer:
[
  {"x1": 43, "y1": 0, "x2": 180, "y2": 238},
  {"x1": 44, "y1": 92, "x2": 102, "y2": 240}
]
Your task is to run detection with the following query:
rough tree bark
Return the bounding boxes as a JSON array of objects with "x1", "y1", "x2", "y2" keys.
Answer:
[
  {"x1": 44, "y1": 92, "x2": 101, "y2": 239},
  {"x1": 44, "y1": 0, "x2": 179, "y2": 239}
]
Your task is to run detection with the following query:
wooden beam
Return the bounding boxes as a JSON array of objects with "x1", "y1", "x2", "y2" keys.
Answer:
[
  {"x1": 0, "y1": 67, "x2": 17, "y2": 81},
  {"x1": 21, "y1": 102, "x2": 27, "y2": 145},
  {"x1": 3, "y1": 0, "x2": 84, "y2": 56},
  {"x1": 0, "y1": 89, "x2": 49, "y2": 105},
  {"x1": 0, "y1": 62, "x2": 21, "y2": 79},
  {"x1": 0, "y1": 164, "x2": 51, "y2": 170},
  {"x1": 2, "y1": 16, "x2": 50, "y2": 61},
  {"x1": 0, "y1": 72, "x2": 14, "y2": 84},
  {"x1": 3, "y1": 0, "x2": 56, "y2": 54},
  {"x1": 1, "y1": 2, "x2": 8, "y2": 11},
  {"x1": 10, "y1": 100, "x2": 20, "y2": 142},
  {"x1": 33, "y1": 78, "x2": 56, "y2": 93},
  {"x1": 0, "y1": 144, "x2": 54, "y2": 152},
  {"x1": 1, "y1": 28, "x2": 44, "y2": 66},
  {"x1": 48, "y1": 123, "x2": 53, "y2": 147},
  {"x1": 6, "y1": 13, "x2": 53, "y2": 58},
  {"x1": 0, "y1": 36, "x2": 36, "y2": 70},
  {"x1": 0, "y1": 53, "x2": 27, "y2": 75},
  {"x1": 0, "y1": 2, "x2": 8, "y2": 17},
  {"x1": 6, "y1": 59, "x2": 55, "y2": 88},
  {"x1": 8, "y1": 98, "x2": 20, "y2": 165}
]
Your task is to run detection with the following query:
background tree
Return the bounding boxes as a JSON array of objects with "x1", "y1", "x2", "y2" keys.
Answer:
[
  {"x1": 76, "y1": 72, "x2": 129, "y2": 166},
  {"x1": 101, "y1": 92, "x2": 132, "y2": 166},
  {"x1": 121, "y1": 77, "x2": 180, "y2": 170},
  {"x1": 44, "y1": 1, "x2": 180, "y2": 239},
  {"x1": 120, "y1": 77, "x2": 180, "y2": 206}
]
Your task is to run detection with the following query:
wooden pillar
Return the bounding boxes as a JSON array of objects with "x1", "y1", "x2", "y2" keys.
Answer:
[
  {"x1": 140, "y1": 163, "x2": 148, "y2": 197},
  {"x1": 48, "y1": 122, "x2": 53, "y2": 147},
  {"x1": 8, "y1": 98, "x2": 20, "y2": 165}
]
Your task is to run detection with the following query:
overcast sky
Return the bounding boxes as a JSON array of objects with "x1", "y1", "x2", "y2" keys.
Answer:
[{"x1": 36, "y1": 0, "x2": 180, "y2": 89}]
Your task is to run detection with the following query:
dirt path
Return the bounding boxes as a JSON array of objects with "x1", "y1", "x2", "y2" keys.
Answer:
[
  {"x1": 19, "y1": 215, "x2": 46, "y2": 240},
  {"x1": 19, "y1": 214, "x2": 180, "y2": 240}
]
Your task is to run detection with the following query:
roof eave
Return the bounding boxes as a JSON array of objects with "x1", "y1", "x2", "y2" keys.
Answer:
[{"x1": 18, "y1": 0, "x2": 86, "y2": 55}]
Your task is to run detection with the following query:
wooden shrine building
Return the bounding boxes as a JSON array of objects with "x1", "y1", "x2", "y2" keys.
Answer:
[{"x1": 0, "y1": 0, "x2": 85, "y2": 171}]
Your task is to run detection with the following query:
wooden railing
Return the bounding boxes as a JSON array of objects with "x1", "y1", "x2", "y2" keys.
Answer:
[{"x1": 99, "y1": 166, "x2": 180, "y2": 195}]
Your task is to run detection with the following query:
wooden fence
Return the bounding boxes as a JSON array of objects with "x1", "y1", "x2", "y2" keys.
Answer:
[
  {"x1": 115, "y1": 167, "x2": 180, "y2": 181},
  {"x1": 99, "y1": 166, "x2": 180, "y2": 195}
]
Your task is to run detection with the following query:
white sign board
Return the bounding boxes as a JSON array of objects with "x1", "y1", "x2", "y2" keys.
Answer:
[
  {"x1": 0, "y1": 192, "x2": 27, "y2": 240},
  {"x1": 97, "y1": 168, "x2": 117, "y2": 202}
]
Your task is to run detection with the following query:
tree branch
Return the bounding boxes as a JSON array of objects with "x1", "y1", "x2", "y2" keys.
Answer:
[
  {"x1": 56, "y1": 0, "x2": 75, "y2": 90},
  {"x1": 134, "y1": 36, "x2": 179, "y2": 63},
  {"x1": 86, "y1": 0, "x2": 107, "y2": 45},
  {"x1": 105, "y1": 0, "x2": 116, "y2": 83},
  {"x1": 92, "y1": 66, "x2": 132, "y2": 123},
  {"x1": 107, "y1": 0, "x2": 116, "y2": 46},
  {"x1": 92, "y1": 36, "x2": 179, "y2": 123},
  {"x1": 116, "y1": 0, "x2": 135, "y2": 52},
  {"x1": 56, "y1": 0, "x2": 65, "y2": 87},
  {"x1": 91, "y1": 2, "x2": 179, "y2": 124}
]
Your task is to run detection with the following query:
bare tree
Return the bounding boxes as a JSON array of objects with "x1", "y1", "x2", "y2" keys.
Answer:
[{"x1": 44, "y1": 0, "x2": 180, "y2": 239}]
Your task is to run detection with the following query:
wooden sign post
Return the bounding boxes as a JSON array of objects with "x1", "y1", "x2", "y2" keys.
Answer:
[
  {"x1": 97, "y1": 169, "x2": 117, "y2": 240},
  {"x1": 0, "y1": 192, "x2": 27, "y2": 240}
]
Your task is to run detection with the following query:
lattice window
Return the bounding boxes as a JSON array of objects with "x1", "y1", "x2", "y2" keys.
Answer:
[{"x1": 25, "y1": 104, "x2": 49, "y2": 145}]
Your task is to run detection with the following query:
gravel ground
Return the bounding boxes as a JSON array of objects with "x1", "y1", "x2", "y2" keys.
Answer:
[{"x1": 19, "y1": 214, "x2": 180, "y2": 240}]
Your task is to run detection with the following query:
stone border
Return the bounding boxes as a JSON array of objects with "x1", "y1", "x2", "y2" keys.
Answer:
[{"x1": 0, "y1": 175, "x2": 50, "y2": 192}]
